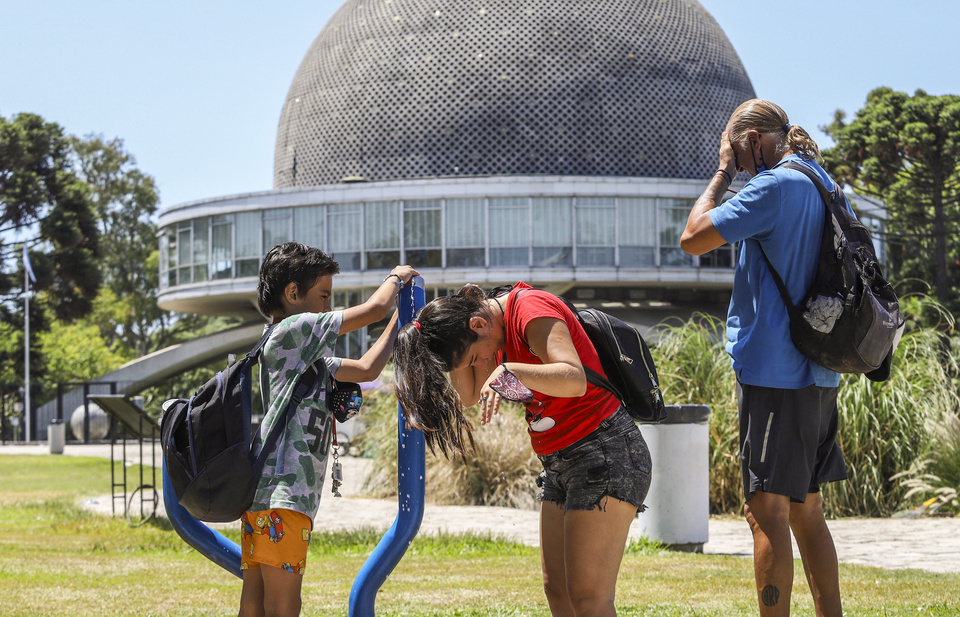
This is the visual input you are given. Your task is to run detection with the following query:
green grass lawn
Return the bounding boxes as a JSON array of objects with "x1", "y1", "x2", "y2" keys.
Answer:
[{"x1": 0, "y1": 455, "x2": 958, "y2": 616}]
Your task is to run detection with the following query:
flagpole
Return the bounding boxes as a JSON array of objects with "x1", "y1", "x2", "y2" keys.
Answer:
[
  {"x1": 22, "y1": 244, "x2": 33, "y2": 443},
  {"x1": 24, "y1": 262, "x2": 30, "y2": 443}
]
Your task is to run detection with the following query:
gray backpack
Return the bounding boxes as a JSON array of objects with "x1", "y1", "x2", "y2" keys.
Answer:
[{"x1": 760, "y1": 162, "x2": 904, "y2": 381}]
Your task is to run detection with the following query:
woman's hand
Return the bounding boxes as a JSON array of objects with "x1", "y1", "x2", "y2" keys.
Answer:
[
  {"x1": 477, "y1": 390, "x2": 502, "y2": 426},
  {"x1": 478, "y1": 364, "x2": 507, "y2": 426}
]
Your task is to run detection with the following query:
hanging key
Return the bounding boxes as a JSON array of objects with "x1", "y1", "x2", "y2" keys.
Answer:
[{"x1": 331, "y1": 459, "x2": 343, "y2": 497}]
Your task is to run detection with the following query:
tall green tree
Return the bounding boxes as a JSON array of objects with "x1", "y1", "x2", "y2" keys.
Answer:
[
  {"x1": 67, "y1": 134, "x2": 226, "y2": 401},
  {"x1": 69, "y1": 135, "x2": 170, "y2": 356},
  {"x1": 0, "y1": 112, "x2": 102, "y2": 381},
  {"x1": 38, "y1": 317, "x2": 129, "y2": 384},
  {"x1": 823, "y1": 88, "x2": 960, "y2": 308}
]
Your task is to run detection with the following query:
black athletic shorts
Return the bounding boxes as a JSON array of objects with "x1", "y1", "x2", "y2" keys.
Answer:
[{"x1": 737, "y1": 381, "x2": 848, "y2": 503}]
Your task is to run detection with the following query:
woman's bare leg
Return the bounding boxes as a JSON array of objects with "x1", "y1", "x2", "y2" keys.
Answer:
[{"x1": 561, "y1": 497, "x2": 637, "y2": 617}]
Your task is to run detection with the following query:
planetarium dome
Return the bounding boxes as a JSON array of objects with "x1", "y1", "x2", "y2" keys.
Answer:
[
  {"x1": 158, "y1": 0, "x2": 772, "y2": 324},
  {"x1": 274, "y1": 0, "x2": 755, "y2": 187}
]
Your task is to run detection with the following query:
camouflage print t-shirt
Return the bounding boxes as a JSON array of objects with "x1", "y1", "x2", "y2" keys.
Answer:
[{"x1": 250, "y1": 311, "x2": 343, "y2": 520}]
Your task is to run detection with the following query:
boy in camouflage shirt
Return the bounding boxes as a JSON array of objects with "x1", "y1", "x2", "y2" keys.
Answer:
[{"x1": 238, "y1": 242, "x2": 417, "y2": 617}]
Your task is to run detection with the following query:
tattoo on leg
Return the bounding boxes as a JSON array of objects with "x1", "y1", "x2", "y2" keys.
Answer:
[{"x1": 761, "y1": 584, "x2": 780, "y2": 607}]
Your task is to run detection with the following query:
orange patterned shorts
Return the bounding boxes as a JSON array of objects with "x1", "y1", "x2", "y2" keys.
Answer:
[{"x1": 240, "y1": 509, "x2": 313, "y2": 575}]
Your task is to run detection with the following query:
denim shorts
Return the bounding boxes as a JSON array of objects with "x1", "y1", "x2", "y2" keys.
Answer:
[{"x1": 536, "y1": 407, "x2": 652, "y2": 512}]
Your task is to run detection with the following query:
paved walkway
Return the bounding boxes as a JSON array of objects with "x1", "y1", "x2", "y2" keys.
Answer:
[{"x1": 4, "y1": 443, "x2": 959, "y2": 573}]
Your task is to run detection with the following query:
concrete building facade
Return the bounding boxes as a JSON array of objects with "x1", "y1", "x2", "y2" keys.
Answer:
[
  {"x1": 158, "y1": 0, "x2": 756, "y2": 336},
  {"x1": 155, "y1": 0, "x2": 887, "y2": 343}
]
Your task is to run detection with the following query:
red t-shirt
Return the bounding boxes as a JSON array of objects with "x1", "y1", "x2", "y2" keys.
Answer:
[{"x1": 499, "y1": 282, "x2": 620, "y2": 455}]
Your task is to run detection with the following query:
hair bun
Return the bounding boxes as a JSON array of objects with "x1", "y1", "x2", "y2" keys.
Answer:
[{"x1": 455, "y1": 283, "x2": 486, "y2": 301}]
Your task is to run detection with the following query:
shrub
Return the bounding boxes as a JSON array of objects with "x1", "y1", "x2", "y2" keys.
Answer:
[
  {"x1": 893, "y1": 417, "x2": 960, "y2": 514},
  {"x1": 652, "y1": 296, "x2": 960, "y2": 518},
  {"x1": 357, "y1": 391, "x2": 540, "y2": 509},
  {"x1": 426, "y1": 404, "x2": 540, "y2": 509},
  {"x1": 893, "y1": 411, "x2": 960, "y2": 516},
  {"x1": 925, "y1": 412, "x2": 960, "y2": 513},
  {"x1": 353, "y1": 390, "x2": 404, "y2": 498},
  {"x1": 822, "y1": 296, "x2": 960, "y2": 517},
  {"x1": 362, "y1": 294, "x2": 960, "y2": 518},
  {"x1": 651, "y1": 313, "x2": 741, "y2": 514}
]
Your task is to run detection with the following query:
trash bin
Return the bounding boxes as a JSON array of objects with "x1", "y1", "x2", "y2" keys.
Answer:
[
  {"x1": 49, "y1": 419, "x2": 66, "y2": 455},
  {"x1": 635, "y1": 404, "x2": 710, "y2": 552}
]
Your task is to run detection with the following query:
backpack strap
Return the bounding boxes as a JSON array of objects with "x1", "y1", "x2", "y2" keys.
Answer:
[
  {"x1": 758, "y1": 161, "x2": 841, "y2": 317},
  {"x1": 759, "y1": 245, "x2": 802, "y2": 317},
  {"x1": 777, "y1": 161, "x2": 841, "y2": 205},
  {"x1": 777, "y1": 161, "x2": 848, "y2": 256},
  {"x1": 251, "y1": 329, "x2": 328, "y2": 471},
  {"x1": 248, "y1": 323, "x2": 277, "y2": 360},
  {"x1": 239, "y1": 324, "x2": 279, "y2": 452},
  {"x1": 582, "y1": 367, "x2": 624, "y2": 403},
  {"x1": 510, "y1": 288, "x2": 622, "y2": 403},
  {"x1": 549, "y1": 293, "x2": 625, "y2": 401}
]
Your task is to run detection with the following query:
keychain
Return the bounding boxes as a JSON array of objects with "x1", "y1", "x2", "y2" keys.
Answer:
[
  {"x1": 331, "y1": 451, "x2": 343, "y2": 498},
  {"x1": 331, "y1": 421, "x2": 343, "y2": 497}
]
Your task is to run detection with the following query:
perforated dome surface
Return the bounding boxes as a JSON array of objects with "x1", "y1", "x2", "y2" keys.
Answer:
[{"x1": 274, "y1": 0, "x2": 755, "y2": 187}]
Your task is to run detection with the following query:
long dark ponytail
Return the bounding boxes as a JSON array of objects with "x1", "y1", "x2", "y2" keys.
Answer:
[{"x1": 393, "y1": 284, "x2": 492, "y2": 457}]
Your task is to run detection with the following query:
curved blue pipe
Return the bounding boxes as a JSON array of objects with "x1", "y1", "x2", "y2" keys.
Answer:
[
  {"x1": 162, "y1": 460, "x2": 243, "y2": 578},
  {"x1": 349, "y1": 278, "x2": 426, "y2": 617}
]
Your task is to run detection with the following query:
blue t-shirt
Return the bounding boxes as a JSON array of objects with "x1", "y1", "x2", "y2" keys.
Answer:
[{"x1": 709, "y1": 155, "x2": 841, "y2": 389}]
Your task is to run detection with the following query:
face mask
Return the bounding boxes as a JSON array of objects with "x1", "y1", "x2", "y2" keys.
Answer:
[{"x1": 753, "y1": 140, "x2": 768, "y2": 174}]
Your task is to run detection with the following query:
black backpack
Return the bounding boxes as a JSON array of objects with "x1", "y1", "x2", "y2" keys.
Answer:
[
  {"x1": 161, "y1": 325, "x2": 322, "y2": 522},
  {"x1": 760, "y1": 161, "x2": 904, "y2": 381},
  {"x1": 513, "y1": 288, "x2": 666, "y2": 423}
]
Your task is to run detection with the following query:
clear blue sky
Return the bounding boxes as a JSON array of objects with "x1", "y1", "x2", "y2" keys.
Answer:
[{"x1": 2, "y1": 0, "x2": 957, "y2": 211}]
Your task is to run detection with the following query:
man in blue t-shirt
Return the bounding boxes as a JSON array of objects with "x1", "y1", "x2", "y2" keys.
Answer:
[{"x1": 682, "y1": 99, "x2": 846, "y2": 617}]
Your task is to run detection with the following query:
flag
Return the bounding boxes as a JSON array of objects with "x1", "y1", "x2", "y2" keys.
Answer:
[{"x1": 23, "y1": 244, "x2": 36, "y2": 284}]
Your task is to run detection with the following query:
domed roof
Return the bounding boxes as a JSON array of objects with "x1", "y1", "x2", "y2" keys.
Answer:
[{"x1": 274, "y1": 0, "x2": 755, "y2": 187}]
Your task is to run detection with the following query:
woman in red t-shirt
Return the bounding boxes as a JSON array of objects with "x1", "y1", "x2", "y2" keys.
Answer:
[{"x1": 394, "y1": 282, "x2": 652, "y2": 617}]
